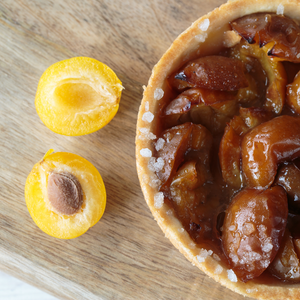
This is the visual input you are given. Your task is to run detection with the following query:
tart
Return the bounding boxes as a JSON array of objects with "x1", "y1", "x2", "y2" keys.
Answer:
[{"x1": 136, "y1": 0, "x2": 300, "y2": 299}]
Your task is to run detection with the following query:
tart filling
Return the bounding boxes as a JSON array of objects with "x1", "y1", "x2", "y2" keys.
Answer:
[{"x1": 136, "y1": 1, "x2": 300, "y2": 299}]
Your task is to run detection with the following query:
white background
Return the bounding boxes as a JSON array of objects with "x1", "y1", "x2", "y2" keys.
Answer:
[{"x1": 0, "y1": 270, "x2": 57, "y2": 300}]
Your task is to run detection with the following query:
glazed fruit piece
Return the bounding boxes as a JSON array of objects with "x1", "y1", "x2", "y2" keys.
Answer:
[
  {"x1": 239, "y1": 107, "x2": 273, "y2": 128},
  {"x1": 219, "y1": 107, "x2": 272, "y2": 189},
  {"x1": 155, "y1": 122, "x2": 212, "y2": 191},
  {"x1": 218, "y1": 116, "x2": 246, "y2": 189},
  {"x1": 242, "y1": 115, "x2": 300, "y2": 189},
  {"x1": 35, "y1": 57, "x2": 123, "y2": 136},
  {"x1": 169, "y1": 56, "x2": 249, "y2": 91},
  {"x1": 229, "y1": 41, "x2": 287, "y2": 114},
  {"x1": 231, "y1": 13, "x2": 300, "y2": 62},
  {"x1": 222, "y1": 186, "x2": 288, "y2": 282},
  {"x1": 162, "y1": 88, "x2": 238, "y2": 133},
  {"x1": 275, "y1": 163, "x2": 300, "y2": 213},
  {"x1": 268, "y1": 228, "x2": 300, "y2": 282},
  {"x1": 25, "y1": 150, "x2": 106, "y2": 239},
  {"x1": 164, "y1": 88, "x2": 237, "y2": 115},
  {"x1": 287, "y1": 71, "x2": 300, "y2": 114}
]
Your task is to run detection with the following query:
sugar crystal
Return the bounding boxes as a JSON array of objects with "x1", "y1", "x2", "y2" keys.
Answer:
[
  {"x1": 148, "y1": 157, "x2": 165, "y2": 172},
  {"x1": 197, "y1": 255, "x2": 205, "y2": 263},
  {"x1": 142, "y1": 111, "x2": 154, "y2": 123},
  {"x1": 138, "y1": 127, "x2": 156, "y2": 140},
  {"x1": 154, "y1": 192, "x2": 164, "y2": 208},
  {"x1": 199, "y1": 18, "x2": 210, "y2": 31},
  {"x1": 197, "y1": 249, "x2": 213, "y2": 262},
  {"x1": 154, "y1": 88, "x2": 164, "y2": 100},
  {"x1": 145, "y1": 101, "x2": 150, "y2": 111},
  {"x1": 148, "y1": 157, "x2": 156, "y2": 172},
  {"x1": 227, "y1": 269, "x2": 238, "y2": 282},
  {"x1": 148, "y1": 132, "x2": 156, "y2": 139},
  {"x1": 262, "y1": 237, "x2": 273, "y2": 253},
  {"x1": 277, "y1": 4, "x2": 284, "y2": 15},
  {"x1": 155, "y1": 138, "x2": 165, "y2": 151},
  {"x1": 148, "y1": 174, "x2": 161, "y2": 188},
  {"x1": 140, "y1": 148, "x2": 152, "y2": 157},
  {"x1": 156, "y1": 157, "x2": 164, "y2": 169},
  {"x1": 195, "y1": 33, "x2": 207, "y2": 43},
  {"x1": 140, "y1": 127, "x2": 149, "y2": 134}
]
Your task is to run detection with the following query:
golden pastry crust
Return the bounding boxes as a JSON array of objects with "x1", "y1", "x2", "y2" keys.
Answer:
[{"x1": 136, "y1": 0, "x2": 300, "y2": 299}]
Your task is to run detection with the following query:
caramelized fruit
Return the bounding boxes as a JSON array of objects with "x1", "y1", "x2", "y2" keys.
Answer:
[
  {"x1": 35, "y1": 57, "x2": 123, "y2": 136},
  {"x1": 275, "y1": 163, "x2": 300, "y2": 213},
  {"x1": 269, "y1": 228, "x2": 300, "y2": 282},
  {"x1": 242, "y1": 115, "x2": 300, "y2": 189},
  {"x1": 164, "y1": 88, "x2": 236, "y2": 115},
  {"x1": 222, "y1": 186, "x2": 288, "y2": 282},
  {"x1": 218, "y1": 116, "x2": 245, "y2": 189},
  {"x1": 231, "y1": 13, "x2": 300, "y2": 62},
  {"x1": 169, "y1": 56, "x2": 249, "y2": 91},
  {"x1": 230, "y1": 41, "x2": 287, "y2": 114},
  {"x1": 155, "y1": 123, "x2": 212, "y2": 191},
  {"x1": 162, "y1": 88, "x2": 238, "y2": 134},
  {"x1": 25, "y1": 150, "x2": 106, "y2": 239},
  {"x1": 287, "y1": 70, "x2": 300, "y2": 114}
]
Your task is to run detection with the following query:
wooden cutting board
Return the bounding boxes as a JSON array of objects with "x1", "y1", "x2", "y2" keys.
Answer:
[{"x1": 0, "y1": 1, "x2": 253, "y2": 299}]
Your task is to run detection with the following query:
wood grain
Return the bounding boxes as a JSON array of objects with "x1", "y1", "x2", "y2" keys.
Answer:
[{"x1": 0, "y1": 1, "x2": 253, "y2": 299}]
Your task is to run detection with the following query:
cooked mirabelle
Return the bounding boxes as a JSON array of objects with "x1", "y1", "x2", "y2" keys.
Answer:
[
  {"x1": 159, "y1": 12, "x2": 300, "y2": 282},
  {"x1": 35, "y1": 57, "x2": 123, "y2": 136},
  {"x1": 25, "y1": 150, "x2": 106, "y2": 239},
  {"x1": 136, "y1": 1, "x2": 300, "y2": 299}
]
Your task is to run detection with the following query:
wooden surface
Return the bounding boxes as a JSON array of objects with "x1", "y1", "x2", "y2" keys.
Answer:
[{"x1": 0, "y1": 1, "x2": 253, "y2": 299}]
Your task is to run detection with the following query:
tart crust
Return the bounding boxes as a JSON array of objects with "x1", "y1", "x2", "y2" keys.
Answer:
[{"x1": 136, "y1": 0, "x2": 300, "y2": 299}]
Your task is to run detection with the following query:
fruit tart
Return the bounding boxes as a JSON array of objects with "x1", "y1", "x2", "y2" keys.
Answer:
[{"x1": 136, "y1": 0, "x2": 300, "y2": 299}]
